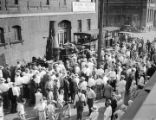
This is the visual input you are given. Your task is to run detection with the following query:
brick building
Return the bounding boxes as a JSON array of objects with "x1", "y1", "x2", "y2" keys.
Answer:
[
  {"x1": 103, "y1": 0, "x2": 156, "y2": 30},
  {"x1": 0, "y1": 0, "x2": 98, "y2": 65}
]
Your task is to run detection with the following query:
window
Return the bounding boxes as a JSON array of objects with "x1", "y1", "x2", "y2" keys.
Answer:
[
  {"x1": 87, "y1": 19, "x2": 91, "y2": 30},
  {"x1": 46, "y1": 0, "x2": 50, "y2": 5},
  {"x1": 14, "y1": 0, "x2": 18, "y2": 4},
  {"x1": 78, "y1": 20, "x2": 82, "y2": 32},
  {"x1": 0, "y1": 1, "x2": 1, "y2": 10},
  {"x1": 64, "y1": 0, "x2": 66, "y2": 5},
  {"x1": 0, "y1": 28, "x2": 5, "y2": 44},
  {"x1": 12, "y1": 26, "x2": 22, "y2": 41}
]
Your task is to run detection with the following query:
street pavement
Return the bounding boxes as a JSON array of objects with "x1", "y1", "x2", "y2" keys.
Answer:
[{"x1": 4, "y1": 99, "x2": 106, "y2": 120}]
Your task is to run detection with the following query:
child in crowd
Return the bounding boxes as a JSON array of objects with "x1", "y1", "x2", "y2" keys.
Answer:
[
  {"x1": 34, "y1": 98, "x2": 47, "y2": 120},
  {"x1": 17, "y1": 97, "x2": 26, "y2": 120}
]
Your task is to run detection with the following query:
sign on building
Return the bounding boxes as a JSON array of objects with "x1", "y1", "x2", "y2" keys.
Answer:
[
  {"x1": 73, "y1": 2, "x2": 95, "y2": 12},
  {"x1": 79, "y1": 0, "x2": 91, "y2": 2}
]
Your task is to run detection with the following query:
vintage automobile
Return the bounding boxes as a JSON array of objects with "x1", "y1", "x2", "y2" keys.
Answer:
[{"x1": 73, "y1": 32, "x2": 98, "y2": 51}]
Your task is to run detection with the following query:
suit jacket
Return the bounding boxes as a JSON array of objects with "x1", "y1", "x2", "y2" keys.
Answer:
[{"x1": 104, "y1": 84, "x2": 112, "y2": 99}]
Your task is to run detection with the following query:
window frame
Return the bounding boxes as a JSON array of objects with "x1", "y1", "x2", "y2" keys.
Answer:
[
  {"x1": 87, "y1": 19, "x2": 91, "y2": 30},
  {"x1": 0, "y1": 27, "x2": 8, "y2": 47},
  {"x1": 78, "y1": 20, "x2": 82, "y2": 32},
  {"x1": 10, "y1": 25, "x2": 23, "y2": 45}
]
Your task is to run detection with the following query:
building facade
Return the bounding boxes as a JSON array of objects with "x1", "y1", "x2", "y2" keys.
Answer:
[
  {"x1": 103, "y1": 0, "x2": 156, "y2": 30},
  {"x1": 0, "y1": 0, "x2": 98, "y2": 65}
]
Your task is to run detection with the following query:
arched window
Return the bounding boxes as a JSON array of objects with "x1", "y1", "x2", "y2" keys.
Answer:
[
  {"x1": 12, "y1": 25, "x2": 22, "y2": 41},
  {"x1": 14, "y1": 0, "x2": 18, "y2": 4},
  {"x1": 0, "y1": 28, "x2": 5, "y2": 44}
]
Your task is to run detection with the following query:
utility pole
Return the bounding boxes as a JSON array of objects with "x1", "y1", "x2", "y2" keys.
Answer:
[{"x1": 97, "y1": 0, "x2": 104, "y2": 68}]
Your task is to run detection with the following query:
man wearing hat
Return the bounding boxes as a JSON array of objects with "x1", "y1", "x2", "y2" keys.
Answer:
[{"x1": 86, "y1": 85, "x2": 96, "y2": 116}]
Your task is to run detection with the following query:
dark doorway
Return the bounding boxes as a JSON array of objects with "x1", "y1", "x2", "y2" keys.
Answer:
[{"x1": 58, "y1": 20, "x2": 71, "y2": 47}]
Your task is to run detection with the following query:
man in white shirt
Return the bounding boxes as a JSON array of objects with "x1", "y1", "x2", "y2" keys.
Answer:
[
  {"x1": 86, "y1": 86, "x2": 96, "y2": 115},
  {"x1": 117, "y1": 75, "x2": 126, "y2": 99},
  {"x1": 35, "y1": 89, "x2": 43, "y2": 107},
  {"x1": 10, "y1": 83, "x2": 20, "y2": 113},
  {"x1": 14, "y1": 72, "x2": 23, "y2": 86},
  {"x1": 0, "y1": 78, "x2": 9, "y2": 93},
  {"x1": 88, "y1": 76, "x2": 95, "y2": 88},
  {"x1": 74, "y1": 89, "x2": 86, "y2": 120},
  {"x1": 79, "y1": 77, "x2": 87, "y2": 95}
]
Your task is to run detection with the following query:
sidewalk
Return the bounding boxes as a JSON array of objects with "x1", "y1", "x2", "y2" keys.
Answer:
[{"x1": 4, "y1": 99, "x2": 106, "y2": 120}]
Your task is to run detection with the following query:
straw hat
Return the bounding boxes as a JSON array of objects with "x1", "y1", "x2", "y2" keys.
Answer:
[{"x1": 0, "y1": 77, "x2": 6, "y2": 83}]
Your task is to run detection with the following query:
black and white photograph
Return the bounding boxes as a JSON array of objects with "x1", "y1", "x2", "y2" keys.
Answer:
[{"x1": 0, "y1": 0, "x2": 156, "y2": 120}]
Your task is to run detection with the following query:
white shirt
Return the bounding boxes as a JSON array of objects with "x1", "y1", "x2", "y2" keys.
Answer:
[
  {"x1": 47, "y1": 104, "x2": 55, "y2": 114},
  {"x1": 21, "y1": 75, "x2": 30, "y2": 84},
  {"x1": 0, "y1": 70, "x2": 3, "y2": 78},
  {"x1": 104, "y1": 106, "x2": 112, "y2": 120},
  {"x1": 58, "y1": 94, "x2": 64, "y2": 104},
  {"x1": 15, "y1": 76, "x2": 23, "y2": 86},
  {"x1": 88, "y1": 77, "x2": 95, "y2": 87},
  {"x1": 96, "y1": 78, "x2": 104, "y2": 85},
  {"x1": 0, "y1": 83, "x2": 9, "y2": 93},
  {"x1": 35, "y1": 92, "x2": 43, "y2": 106},
  {"x1": 89, "y1": 111, "x2": 99, "y2": 120},
  {"x1": 74, "y1": 77, "x2": 80, "y2": 86},
  {"x1": 74, "y1": 93, "x2": 86, "y2": 106},
  {"x1": 79, "y1": 81, "x2": 87, "y2": 91},
  {"x1": 86, "y1": 89, "x2": 96, "y2": 99},
  {"x1": 34, "y1": 101, "x2": 47, "y2": 111},
  {"x1": 34, "y1": 75, "x2": 41, "y2": 84},
  {"x1": 0, "y1": 106, "x2": 4, "y2": 117},
  {"x1": 88, "y1": 62, "x2": 94, "y2": 71},
  {"x1": 74, "y1": 66, "x2": 80, "y2": 74},
  {"x1": 17, "y1": 103, "x2": 25, "y2": 114},
  {"x1": 103, "y1": 76, "x2": 109, "y2": 85},
  {"x1": 96, "y1": 68, "x2": 104, "y2": 76},
  {"x1": 12, "y1": 86, "x2": 20, "y2": 96},
  {"x1": 117, "y1": 80, "x2": 126, "y2": 93},
  {"x1": 138, "y1": 76, "x2": 144, "y2": 86}
]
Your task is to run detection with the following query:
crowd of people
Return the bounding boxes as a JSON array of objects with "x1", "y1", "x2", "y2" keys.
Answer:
[{"x1": 0, "y1": 36, "x2": 156, "y2": 120}]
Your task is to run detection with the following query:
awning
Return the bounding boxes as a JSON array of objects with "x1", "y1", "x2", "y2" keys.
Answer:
[{"x1": 74, "y1": 33, "x2": 91, "y2": 36}]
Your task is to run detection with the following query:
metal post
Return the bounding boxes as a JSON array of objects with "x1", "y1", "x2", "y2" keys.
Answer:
[{"x1": 97, "y1": 0, "x2": 104, "y2": 68}]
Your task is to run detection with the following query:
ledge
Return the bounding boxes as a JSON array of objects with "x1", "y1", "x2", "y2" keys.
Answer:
[{"x1": 10, "y1": 40, "x2": 24, "y2": 45}]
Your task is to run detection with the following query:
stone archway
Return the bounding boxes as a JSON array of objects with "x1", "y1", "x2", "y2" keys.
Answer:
[{"x1": 58, "y1": 20, "x2": 71, "y2": 47}]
